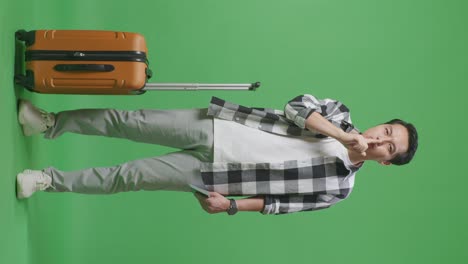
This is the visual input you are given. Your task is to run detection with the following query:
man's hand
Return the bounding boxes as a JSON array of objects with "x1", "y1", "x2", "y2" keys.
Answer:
[
  {"x1": 304, "y1": 112, "x2": 380, "y2": 157},
  {"x1": 338, "y1": 132, "x2": 382, "y2": 157},
  {"x1": 194, "y1": 191, "x2": 230, "y2": 214}
]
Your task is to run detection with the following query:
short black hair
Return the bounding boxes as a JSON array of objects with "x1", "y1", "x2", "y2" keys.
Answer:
[{"x1": 384, "y1": 119, "x2": 418, "y2": 165}]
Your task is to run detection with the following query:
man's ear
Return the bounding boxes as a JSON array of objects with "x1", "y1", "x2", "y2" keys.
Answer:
[{"x1": 379, "y1": 160, "x2": 392, "y2": 166}]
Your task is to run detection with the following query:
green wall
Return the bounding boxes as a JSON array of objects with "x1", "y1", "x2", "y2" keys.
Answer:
[{"x1": 1, "y1": 0, "x2": 466, "y2": 263}]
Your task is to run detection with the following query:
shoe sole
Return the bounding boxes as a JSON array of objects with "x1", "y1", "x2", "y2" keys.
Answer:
[
  {"x1": 18, "y1": 100, "x2": 38, "y2": 137},
  {"x1": 16, "y1": 172, "x2": 27, "y2": 199},
  {"x1": 18, "y1": 100, "x2": 27, "y2": 126}
]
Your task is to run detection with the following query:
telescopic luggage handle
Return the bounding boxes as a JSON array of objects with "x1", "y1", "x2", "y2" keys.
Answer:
[{"x1": 143, "y1": 82, "x2": 260, "y2": 91}]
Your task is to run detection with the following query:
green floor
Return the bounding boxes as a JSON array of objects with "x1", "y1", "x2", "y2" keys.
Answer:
[{"x1": 2, "y1": 0, "x2": 468, "y2": 264}]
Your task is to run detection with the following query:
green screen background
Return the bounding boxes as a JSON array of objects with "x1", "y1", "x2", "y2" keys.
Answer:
[{"x1": 1, "y1": 0, "x2": 466, "y2": 263}]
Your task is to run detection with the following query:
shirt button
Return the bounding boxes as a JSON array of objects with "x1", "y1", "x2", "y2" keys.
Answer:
[
  {"x1": 235, "y1": 117, "x2": 240, "y2": 121},
  {"x1": 259, "y1": 125, "x2": 262, "y2": 128}
]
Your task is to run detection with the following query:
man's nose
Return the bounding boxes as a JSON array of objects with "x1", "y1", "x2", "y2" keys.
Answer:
[{"x1": 376, "y1": 136, "x2": 392, "y2": 144}]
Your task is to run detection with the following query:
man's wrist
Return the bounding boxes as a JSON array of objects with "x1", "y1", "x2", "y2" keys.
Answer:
[
  {"x1": 226, "y1": 199, "x2": 238, "y2": 215},
  {"x1": 336, "y1": 130, "x2": 348, "y2": 142}
]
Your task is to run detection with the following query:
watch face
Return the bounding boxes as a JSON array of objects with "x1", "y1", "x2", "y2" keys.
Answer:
[{"x1": 227, "y1": 199, "x2": 238, "y2": 215}]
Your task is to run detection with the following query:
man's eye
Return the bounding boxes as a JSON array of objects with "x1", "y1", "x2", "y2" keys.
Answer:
[
  {"x1": 386, "y1": 128, "x2": 390, "y2": 135},
  {"x1": 388, "y1": 144, "x2": 393, "y2": 153}
]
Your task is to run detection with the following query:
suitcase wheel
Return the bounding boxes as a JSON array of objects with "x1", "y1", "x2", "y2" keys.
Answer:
[
  {"x1": 15, "y1": 30, "x2": 35, "y2": 46},
  {"x1": 14, "y1": 75, "x2": 21, "y2": 84},
  {"x1": 15, "y1": 30, "x2": 25, "y2": 39},
  {"x1": 14, "y1": 71, "x2": 34, "y2": 91},
  {"x1": 14, "y1": 74, "x2": 27, "y2": 86}
]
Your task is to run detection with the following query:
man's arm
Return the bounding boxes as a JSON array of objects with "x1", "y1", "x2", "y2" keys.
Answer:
[
  {"x1": 286, "y1": 95, "x2": 381, "y2": 156},
  {"x1": 305, "y1": 112, "x2": 380, "y2": 156},
  {"x1": 235, "y1": 196, "x2": 264, "y2": 212},
  {"x1": 305, "y1": 112, "x2": 348, "y2": 141},
  {"x1": 195, "y1": 192, "x2": 341, "y2": 215},
  {"x1": 194, "y1": 192, "x2": 264, "y2": 214}
]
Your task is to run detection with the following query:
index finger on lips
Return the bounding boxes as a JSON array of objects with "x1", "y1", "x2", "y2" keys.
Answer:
[
  {"x1": 355, "y1": 144, "x2": 366, "y2": 152},
  {"x1": 366, "y1": 138, "x2": 382, "y2": 144}
]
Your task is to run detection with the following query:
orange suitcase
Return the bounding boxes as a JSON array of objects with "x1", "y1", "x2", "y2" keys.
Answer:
[{"x1": 15, "y1": 29, "x2": 260, "y2": 95}]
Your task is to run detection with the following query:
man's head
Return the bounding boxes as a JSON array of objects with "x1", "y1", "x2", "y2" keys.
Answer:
[{"x1": 361, "y1": 119, "x2": 418, "y2": 165}]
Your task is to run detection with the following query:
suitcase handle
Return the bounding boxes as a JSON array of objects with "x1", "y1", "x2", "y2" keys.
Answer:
[
  {"x1": 54, "y1": 64, "x2": 115, "y2": 72},
  {"x1": 143, "y1": 82, "x2": 261, "y2": 91}
]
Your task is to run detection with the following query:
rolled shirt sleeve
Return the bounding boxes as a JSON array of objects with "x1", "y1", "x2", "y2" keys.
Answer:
[
  {"x1": 284, "y1": 94, "x2": 351, "y2": 131},
  {"x1": 261, "y1": 194, "x2": 338, "y2": 215}
]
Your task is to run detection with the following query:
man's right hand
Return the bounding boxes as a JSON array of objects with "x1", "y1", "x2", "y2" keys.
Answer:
[
  {"x1": 303, "y1": 112, "x2": 381, "y2": 157},
  {"x1": 338, "y1": 132, "x2": 381, "y2": 157}
]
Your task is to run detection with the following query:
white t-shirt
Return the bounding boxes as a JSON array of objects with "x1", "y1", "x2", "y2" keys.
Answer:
[{"x1": 213, "y1": 118, "x2": 355, "y2": 169}]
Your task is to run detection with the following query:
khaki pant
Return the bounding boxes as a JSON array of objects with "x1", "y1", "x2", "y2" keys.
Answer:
[{"x1": 43, "y1": 108, "x2": 213, "y2": 194}]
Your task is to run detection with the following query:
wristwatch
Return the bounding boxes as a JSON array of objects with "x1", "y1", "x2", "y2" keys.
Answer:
[{"x1": 226, "y1": 199, "x2": 238, "y2": 215}]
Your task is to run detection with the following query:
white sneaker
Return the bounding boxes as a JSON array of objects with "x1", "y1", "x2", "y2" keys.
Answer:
[
  {"x1": 18, "y1": 99, "x2": 55, "y2": 136},
  {"x1": 16, "y1": 169, "x2": 55, "y2": 199}
]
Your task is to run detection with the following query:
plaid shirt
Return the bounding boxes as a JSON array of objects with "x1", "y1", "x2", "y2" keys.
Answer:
[{"x1": 201, "y1": 95, "x2": 361, "y2": 215}]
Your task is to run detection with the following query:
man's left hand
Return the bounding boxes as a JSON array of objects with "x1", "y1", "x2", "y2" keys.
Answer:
[{"x1": 194, "y1": 191, "x2": 230, "y2": 214}]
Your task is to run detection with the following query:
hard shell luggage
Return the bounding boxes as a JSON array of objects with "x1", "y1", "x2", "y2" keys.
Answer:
[{"x1": 14, "y1": 29, "x2": 260, "y2": 95}]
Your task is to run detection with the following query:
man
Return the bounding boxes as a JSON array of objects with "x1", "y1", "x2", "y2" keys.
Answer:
[{"x1": 16, "y1": 94, "x2": 418, "y2": 215}]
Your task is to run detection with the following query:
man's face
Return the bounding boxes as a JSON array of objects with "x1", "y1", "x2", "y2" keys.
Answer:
[{"x1": 361, "y1": 123, "x2": 409, "y2": 165}]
